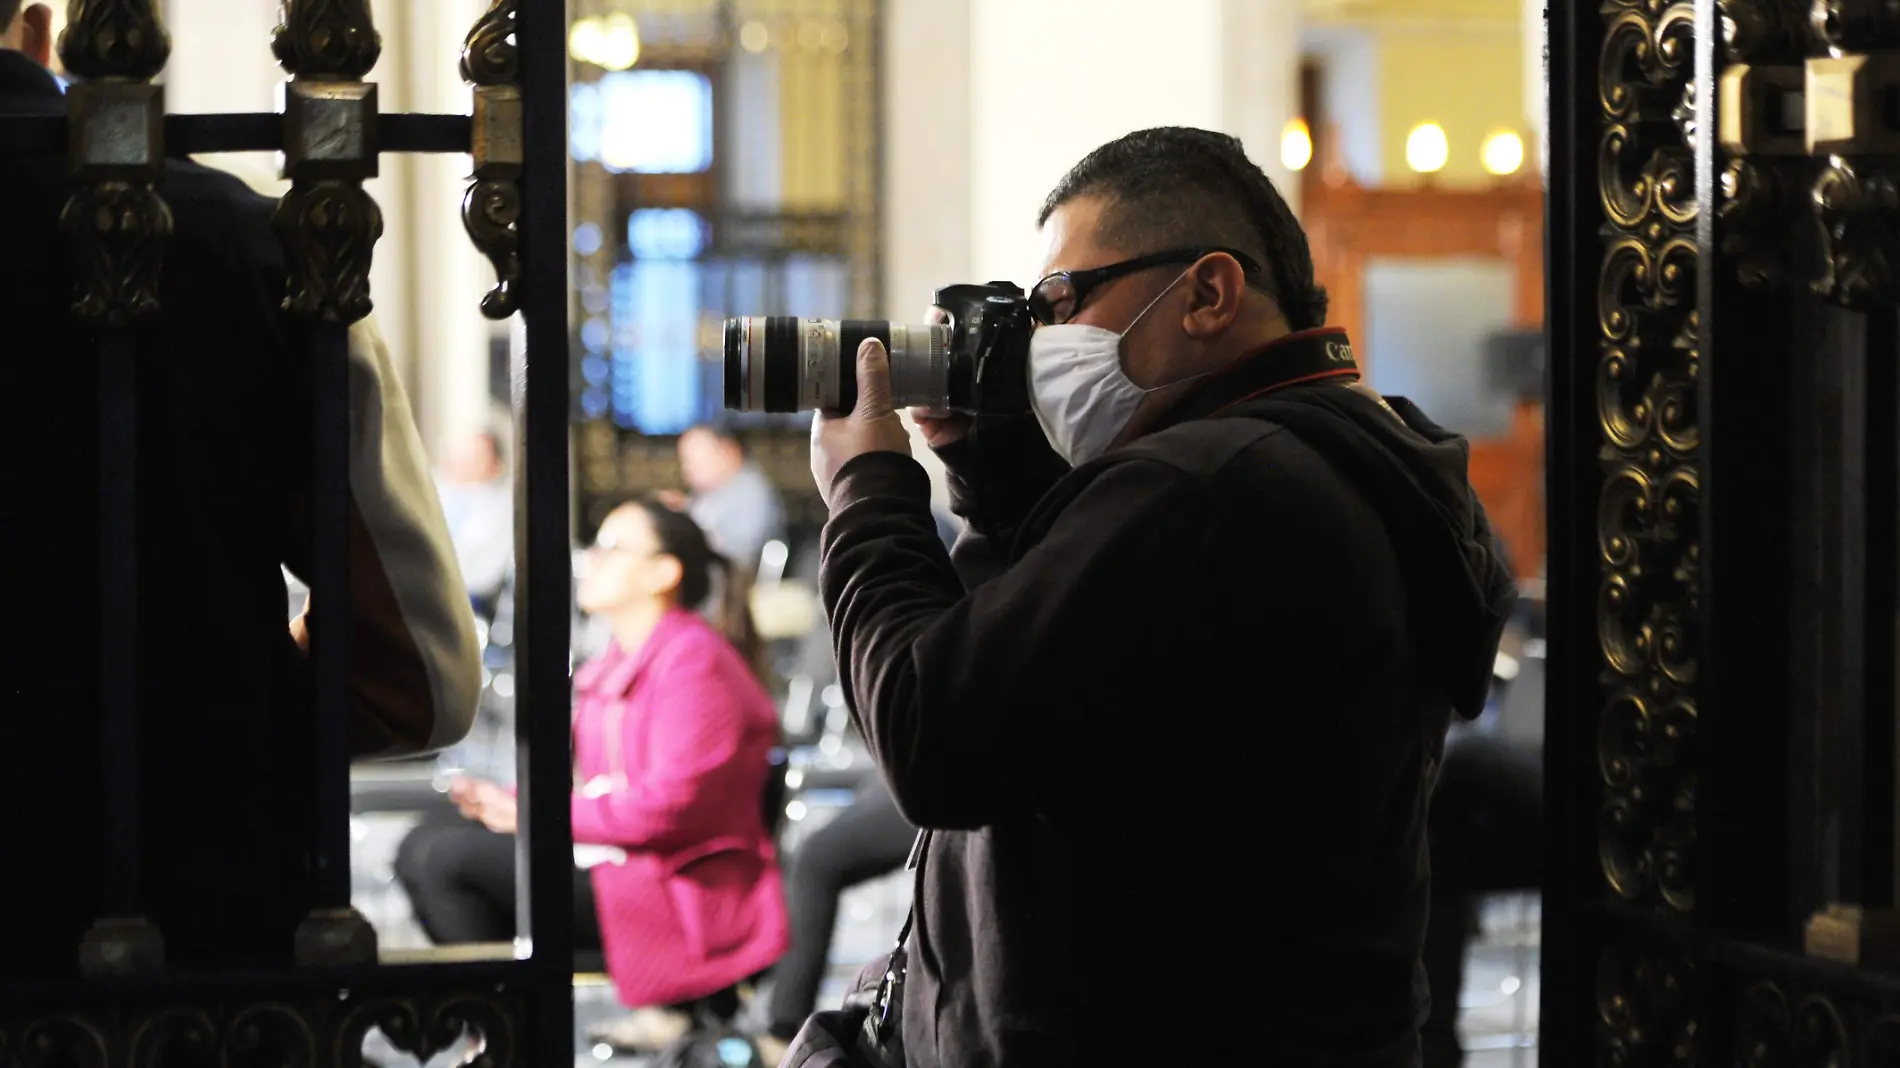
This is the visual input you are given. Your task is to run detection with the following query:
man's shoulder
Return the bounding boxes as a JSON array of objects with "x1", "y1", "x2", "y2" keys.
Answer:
[
  {"x1": 1111, "y1": 414, "x2": 1305, "y2": 484},
  {"x1": 158, "y1": 157, "x2": 281, "y2": 256}
]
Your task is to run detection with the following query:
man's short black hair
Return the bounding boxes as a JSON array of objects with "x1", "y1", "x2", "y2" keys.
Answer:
[
  {"x1": 0, "y1": 2, "x2": 23, "y2": 33},
  {"x1": 1037, "y1": 126, "x2": 1328, "y2": 331}
]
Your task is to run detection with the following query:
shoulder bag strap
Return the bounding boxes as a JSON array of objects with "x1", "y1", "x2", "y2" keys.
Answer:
[{"x1": 867, "y1": 829, "x2": 930, "y2": 1038}]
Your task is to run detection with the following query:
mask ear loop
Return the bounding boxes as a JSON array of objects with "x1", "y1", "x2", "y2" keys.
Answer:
[{"x1": 1120, "y1": 266, "x2": 1215, "y2": 397}]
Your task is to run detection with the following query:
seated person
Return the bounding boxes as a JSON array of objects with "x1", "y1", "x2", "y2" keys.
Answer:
[
  {"x1": 757, "y1": 776, "x2": 917, "y2": 1064},
  {"x1": 396, "y1": 500, "x2": 789, "y2": 1041},
  {"x1": 662, "y1": 420, "x2": 786, "y2": 571}
]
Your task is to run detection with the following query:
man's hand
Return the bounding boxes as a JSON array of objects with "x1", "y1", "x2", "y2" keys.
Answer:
[
  {"x1": 811, "y1": 338, "x2": 913, "y2": 506},
  {"x1": 909, "y1": 305, "x2": 971, "y2": 449},
  {"x1": 909, "y1": 408, "x2": 972, "y2": 449}
]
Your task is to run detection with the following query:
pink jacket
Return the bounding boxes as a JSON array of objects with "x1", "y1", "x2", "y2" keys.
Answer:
[{"x1": 571, "y1": 608, "x2": 789, "y2": 1007}]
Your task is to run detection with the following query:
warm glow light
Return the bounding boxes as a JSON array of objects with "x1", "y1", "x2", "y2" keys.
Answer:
[
  {"x1": 1405, "y1": 122, "x2": 1449, "y2": 175},
  {"x1": 569, "y1": 13, "x2": 641, "y2": 71},
  {"x1": 1482, "y1": 129, "x2": 1526, "y2": 176},
  {"x1": 568, "y1": 17, "x2": 604, "y2": 65},
  {"x1": 738, "y1": 20, "x2": 770, "y2": 53},
  {"x1": 1281, "y1": 117, "x2": 1313, "y2": 172}
]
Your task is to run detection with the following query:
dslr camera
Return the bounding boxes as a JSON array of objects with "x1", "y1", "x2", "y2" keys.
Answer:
[{"x1": 723, "y1": 282, "x2": 1033, "y2": 416}]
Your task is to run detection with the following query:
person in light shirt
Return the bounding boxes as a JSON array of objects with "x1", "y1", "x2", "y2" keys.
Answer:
[
  {"x1": 435, "y1": 429, "x2": 514, "y2": 616},
  {"x1": 661, "y1": 420, "x2": 785, "y2": 573}
]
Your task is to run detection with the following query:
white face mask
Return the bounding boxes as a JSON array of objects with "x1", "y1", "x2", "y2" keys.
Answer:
[{"x1": 1028, "y1": 270, "x2": 1191, "y2": 467}]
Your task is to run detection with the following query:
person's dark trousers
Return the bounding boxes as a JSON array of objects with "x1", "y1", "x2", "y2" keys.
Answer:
[
  {"x1": 766, "y1": 779, "x2": 917, "y2": 1039},
  {"x1": 1421, "y1": 731, "x2": 1544, "y2": 1068},
  {"x1": 394, "y1": 814, "x2": 604, "y2": 949}
]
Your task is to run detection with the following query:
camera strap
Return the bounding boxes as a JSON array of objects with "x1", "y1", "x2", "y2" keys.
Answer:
[{"x1": 1156, "y1": 326, "x2": 1361, "y2": 430}]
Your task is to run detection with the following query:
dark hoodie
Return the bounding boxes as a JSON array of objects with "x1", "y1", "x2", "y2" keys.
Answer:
[{"x1": 818, "y1": 332, "x2": 1516, "y2": 1068}]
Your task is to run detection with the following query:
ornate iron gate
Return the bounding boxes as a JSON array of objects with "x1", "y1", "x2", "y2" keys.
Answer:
[
  {"x1": 0, "y1": 1, "x2": 574, "y2": 1063},
  {"x1": 1546, "y1": 0, "x2": 1900, "y2": 1061}
]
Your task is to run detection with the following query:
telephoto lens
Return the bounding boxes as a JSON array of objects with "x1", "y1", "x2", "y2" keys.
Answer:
[
  {"x1": 721, "y1": 282, "x2": 1035, "y2": 416},
  {"x1": 723, "y1": 317, "x2": 952, "y2": 414}
]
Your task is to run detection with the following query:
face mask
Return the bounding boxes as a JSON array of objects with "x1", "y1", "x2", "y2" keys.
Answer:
[{"x1": 1028, "y1": 270, "x2": 1192, "y2": 466}]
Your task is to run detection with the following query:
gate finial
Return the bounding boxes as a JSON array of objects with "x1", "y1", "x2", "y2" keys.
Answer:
[
  {"x1": 273, "y1": 0, "x2": 384, "y2": 326},
  {"x1": 463, "y1": 0, "x2": 523, "y2": 320}
]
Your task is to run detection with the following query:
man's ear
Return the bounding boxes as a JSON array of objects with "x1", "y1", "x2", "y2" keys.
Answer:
[
  {"x1": 1183, "y1": 252, "x2": 1249, "y2": 339},
  {"x1": 22, "y1": 4, "x2": 53, "y2": 69}
]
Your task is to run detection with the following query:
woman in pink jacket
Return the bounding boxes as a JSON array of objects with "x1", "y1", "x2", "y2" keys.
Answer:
[{"x1": 397, "y1": 499, "x2": 789, "y2": 1033}]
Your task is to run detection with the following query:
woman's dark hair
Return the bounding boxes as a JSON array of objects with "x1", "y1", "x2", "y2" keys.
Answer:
[{"x1": 634, "y1": 498, "x2": 766, "y2": 681}]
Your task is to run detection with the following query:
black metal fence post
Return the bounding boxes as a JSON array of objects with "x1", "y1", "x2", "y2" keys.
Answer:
[
  {"x1": 515, "y1": 0, "x2": 577, "y2": 1061},
  {"x1": 61, "y1": 0, "x2": 174, "y2": 979},
  {"x1": 272, "y1": 0, "x2": 385, "y2": 968}
]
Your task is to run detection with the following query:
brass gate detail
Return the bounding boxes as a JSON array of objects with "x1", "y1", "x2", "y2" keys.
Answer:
[
  {"x1": 1597, "y1": 0, "x2": 1702, "y2": 916},
  {"x1": 1594, "y1": 1, "x2": 1705, "y2": 1059},
  {"x1": 1720, "y1": 0, "x2": 1900, "y2": 306}
]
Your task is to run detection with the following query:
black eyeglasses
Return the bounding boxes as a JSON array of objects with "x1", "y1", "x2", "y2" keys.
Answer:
[{"x1": 1027, "y1": 246, "x2": 1266, "y2": 326}]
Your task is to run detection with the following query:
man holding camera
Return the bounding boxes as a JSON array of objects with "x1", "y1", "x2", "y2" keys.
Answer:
[{"x1": 809, "y1": 127, "x2": 1515, "y2": 1066}]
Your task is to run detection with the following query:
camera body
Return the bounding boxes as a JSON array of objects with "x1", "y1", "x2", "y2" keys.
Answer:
[
  {"x1": 722, "y1": 281, "x2": 1034, "y2": 416},
  {"x1": 929, "y1": 281, "x2": 1033, "y2": 417}
]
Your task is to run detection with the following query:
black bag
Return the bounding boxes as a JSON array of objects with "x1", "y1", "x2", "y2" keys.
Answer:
[{"x1": 777, "y1": 832, "x2": 927, "y2": 1068}]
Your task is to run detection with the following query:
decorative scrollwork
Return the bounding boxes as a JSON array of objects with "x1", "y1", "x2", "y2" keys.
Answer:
[
  {"x1": 1812, "y1": 157, "x2": 1900, "y2": 308},
  {"x1": 463, "y1": 179, "x2": 522, "y2": 320},
  {"x1": 1598, "y1": 945, "x2": 1699, "y2": 1064},
  {"x1": 1721, "y1": 157, "x2": 1814, "y2": 290},
  {"x1": 1863, "y1": 1012, "x2": 1900, "y2": 1065},
  {"x1": 59, "y1": 182, "x2": 173, "y2": 326},
  {"x1": 427, "y1": 996, "x2": 518, "y2": 1068},
  {"x1": 273, "y1": 0, "x2": 383, "y2": 326},
  {"x1": 1739, "y1": 982, "x2": 1876, "y2": 1068},
  {"x1": 461, "y1": 0, "x2": 523, "y2": 320},
  {"x1": 228, "y1": 1004, "x2": 317, "y2": 1068},
  {"x1": 57, "y1": 1, "x2": 172, "y2": 326},
  {"x1": 1598, "y1": 0, "x2": 1701, "y2": 927},
  {"x1": 461, "y1": 0, "x2": 519, "y2": 86},
  {"x1": 19, "y1": 1017, "x2": 109, "y2": 1068},
  {"x1": 1810, "y1": 0, "x2": 1900, "y2": 54},
  {"x1": 57, "y1": 0, "x2": 171, "y2": 81},
  {"x1": 128, "y1": 1009, "x2": 218, "y2": 1068},
  {"x1": 271, "y1": 0, "x2": 381, "y2": 80},
  {"x1": 273, "y1": 181, "x2": 383, "y2": 325},
  {"x1": 1722, "y1": 0, "x2": 1812, "y2": 63},
  {"x1": 2, "y1": 990, "x2": 523, "y2": 1068}
]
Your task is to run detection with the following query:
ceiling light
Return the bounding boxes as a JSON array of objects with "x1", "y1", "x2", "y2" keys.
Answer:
[
  {"x1": 1405, "y1": 122, "x2": 1449, "y2": 175},
  {"x1": 1482, "y1": 129, "x2": 1525, "y2": 177},
  {"x1": 1281, "y1": 117, "x2": 1313, "y2": 172}
]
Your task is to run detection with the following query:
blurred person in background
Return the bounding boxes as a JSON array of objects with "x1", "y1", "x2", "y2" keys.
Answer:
[
  {"x1": 804, "y1": 127, "x2": 1515, "y2": 1066},
  {"x1": 662, "y1": 420, "x2": 785, "y2": 572},
  {"x1": 755, "y1": 777, "x2": 916, "y2": 1064},
  {"x1": 395, "y1": 499, "x2": 787, "y2": 1050},
  {"x1": 435, "y1": 428, "x2": 513, "y2": 618},
  {"x1": 0, "y1": 0, "x2": 479, "y2": 977}
]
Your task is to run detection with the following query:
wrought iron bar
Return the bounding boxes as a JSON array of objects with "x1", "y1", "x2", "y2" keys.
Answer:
[
  {"x1": 272, "y1": 0, "x2": 382, "y2": 968},
  {"x1": 60, "y1": 0, "x2": 174, "y2": 979},
  {"x1": 0, "y1": 112, "x2": 470, "y2": 157},
  {"x1": 514, "y1": 0, "x2": 576, "y2": 1058}
]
